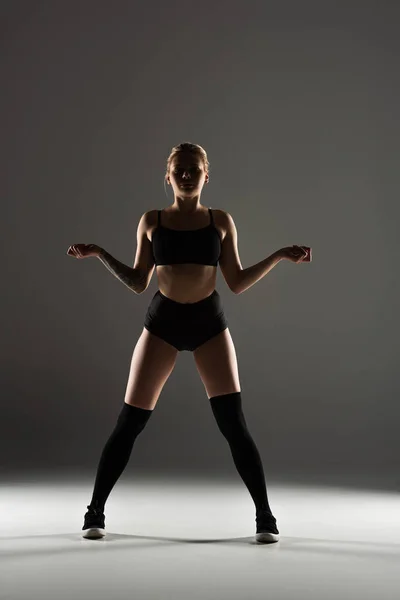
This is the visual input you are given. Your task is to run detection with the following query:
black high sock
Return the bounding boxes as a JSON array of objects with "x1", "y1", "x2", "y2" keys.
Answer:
[
  {"x1": 209, "y1": 392, "x2": 273, "y2": 516},
  {"x1": 89, "y1": 402, "x2": 153, "y2": 512}
]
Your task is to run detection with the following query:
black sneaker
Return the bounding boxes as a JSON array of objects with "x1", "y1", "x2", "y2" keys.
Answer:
[
  {"x1": 255, "y1": 510, "x2": 280, "y2": 543},
  {"x1": 82, "y1": 505, "x2": 106, "y2": 539}
]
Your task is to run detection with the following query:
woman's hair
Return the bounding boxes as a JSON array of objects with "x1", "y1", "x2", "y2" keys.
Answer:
[{"x1": 164, "y1": 142, "x2": 210, "y2": 181}]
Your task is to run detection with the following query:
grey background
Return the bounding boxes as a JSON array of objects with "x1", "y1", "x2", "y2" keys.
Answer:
[{"x1": 2, "y1": 0, "x2": 399, "y2": 489}]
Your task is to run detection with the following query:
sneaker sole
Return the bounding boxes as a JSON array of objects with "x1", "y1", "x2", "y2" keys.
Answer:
[
  {"x1": 255, "y1": 532, "x2": 280, "y2": 543},
  {"x1": 82, "y1": 528, "x2": 106, "y2": 539}
]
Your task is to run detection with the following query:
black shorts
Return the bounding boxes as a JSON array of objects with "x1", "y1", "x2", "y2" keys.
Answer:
[{"x1": 144, "y1": 289, "x2": 229, "y2": 352}]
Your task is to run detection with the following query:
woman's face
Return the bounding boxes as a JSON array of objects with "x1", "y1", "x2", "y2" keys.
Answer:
[{"x1": 168, "y1": 153, "x2": 208, "y2": 196}]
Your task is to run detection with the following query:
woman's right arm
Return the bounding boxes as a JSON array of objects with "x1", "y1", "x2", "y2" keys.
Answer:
[
  {"x1": 96, "y1": 211, "x2": 155, "y2": 294},
  {"x1": 97, "y1": 249, "x2": 146, "y2": 294}
]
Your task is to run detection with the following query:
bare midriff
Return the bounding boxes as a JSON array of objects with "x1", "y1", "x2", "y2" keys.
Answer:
[{"x1": 147, "y1": 207, "x2": 226, "y2": 304}]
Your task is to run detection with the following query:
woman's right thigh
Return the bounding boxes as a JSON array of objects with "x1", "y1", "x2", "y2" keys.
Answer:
[{"x1": 123, "y1": 328, "x2": 179, "y2": 410}]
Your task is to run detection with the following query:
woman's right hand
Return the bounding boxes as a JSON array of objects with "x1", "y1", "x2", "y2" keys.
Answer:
[
  {"x1": 66, "y1": 244, "x2": 102, "y2": 259},
  {"x1": 277, "y1": 245, "x2": 309, "y2": 263}
]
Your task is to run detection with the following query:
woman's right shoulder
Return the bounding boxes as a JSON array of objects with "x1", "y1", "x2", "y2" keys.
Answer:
[
  {"x1": 138, "y1": 210, "x2": 160, "y2": 238},
  {"x1": 140, "y1": 209, "x2": 159, "y2": 225},
  {"x1": 146, "y1": 209, "x2": 159, "y2": 217}
]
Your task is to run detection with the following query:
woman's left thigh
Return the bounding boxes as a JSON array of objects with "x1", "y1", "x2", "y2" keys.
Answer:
[{"x1": 193, "y1": 328, "x2": 241, "y2": 399}]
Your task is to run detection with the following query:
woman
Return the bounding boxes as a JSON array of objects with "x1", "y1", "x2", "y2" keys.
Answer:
[{"x1": 67, "y1": 142, "x2": 309, "y2": 544}]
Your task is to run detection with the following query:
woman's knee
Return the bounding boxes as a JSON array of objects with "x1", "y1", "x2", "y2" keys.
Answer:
[
  {"x1": 115, "y1": 402, "x2": 154, "y2": 436},
  {"x1": 209, "y1": 392, "x2": 247, "y2": 437}
]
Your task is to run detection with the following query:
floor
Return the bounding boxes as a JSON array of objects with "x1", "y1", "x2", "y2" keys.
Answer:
[{"x1": 1, "y1": 474, "x2": 399, "y2": 600}]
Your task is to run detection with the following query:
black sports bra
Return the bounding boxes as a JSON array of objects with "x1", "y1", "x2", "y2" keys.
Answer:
[{"x1": 152, "y1": 208, "x2": 222, "y2": 266}]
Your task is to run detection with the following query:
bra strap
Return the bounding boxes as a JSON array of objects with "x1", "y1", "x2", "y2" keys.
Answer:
[{"x1": 208, "y1": 207, "x2": 214, "y2": 225}]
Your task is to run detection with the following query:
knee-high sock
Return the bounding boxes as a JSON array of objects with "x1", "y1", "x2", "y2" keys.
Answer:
[
  {"x1": 89, "y1": 402, "x2": 153, "y2": 511},
  {"x1": 209, "y1": 392, "x2": 273, "y2": 516}
]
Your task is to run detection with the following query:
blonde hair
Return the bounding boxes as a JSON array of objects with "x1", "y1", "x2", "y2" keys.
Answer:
[{"x1": 164, "y1": 142, "x2": 210, "y2": 182}]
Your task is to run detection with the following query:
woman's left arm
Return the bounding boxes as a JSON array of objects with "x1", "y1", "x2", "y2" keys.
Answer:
[
  {"x1": 218, "y1": 211, "x2": 283, "y2": 294},
  {"x1": 234, "y1": 251, "x2": 283, "y2": 295}
]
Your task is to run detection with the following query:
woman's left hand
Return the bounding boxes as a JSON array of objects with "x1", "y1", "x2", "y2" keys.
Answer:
[{"x1": 276, "y1": 245, "x2": 308, "y2": 263}]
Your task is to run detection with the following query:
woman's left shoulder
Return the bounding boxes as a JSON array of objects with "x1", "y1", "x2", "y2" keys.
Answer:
[
  {"x1": 209, "y1": 207, "x2": 228, "y2": 224},
  {"x1": 209, "y1": 209, "x2": 231, "y2": 241}
]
